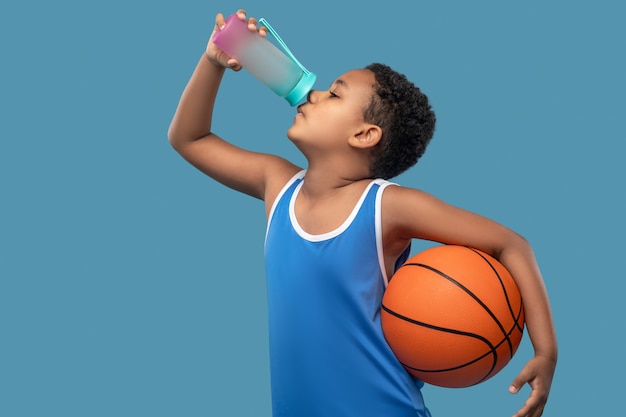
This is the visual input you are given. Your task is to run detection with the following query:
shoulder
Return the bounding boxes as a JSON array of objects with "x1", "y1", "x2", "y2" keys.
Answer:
[
  {"x1": 380, "y1": 184, "x2": 445, "y2": 236},
  {"x1": 264, "y1": 161, "x2": 304, "y2": 215},
  {"x1": 380, "y1": 183, "x2": 434, "y2": 211}
]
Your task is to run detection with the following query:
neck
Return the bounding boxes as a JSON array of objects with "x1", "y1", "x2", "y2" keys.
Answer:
[{"x1": 301, "y1": 157, "x2": 372, "y2": 198}]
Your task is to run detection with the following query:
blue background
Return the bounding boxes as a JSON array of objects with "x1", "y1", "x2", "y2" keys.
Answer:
[{"x1": 1, "y1": 0, "x2": 624, "y2": 415}]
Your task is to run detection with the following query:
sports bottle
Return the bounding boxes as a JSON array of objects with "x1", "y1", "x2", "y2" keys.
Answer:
[{"x1": 212, "y1": 14, "x2": 316, "y2": 106}]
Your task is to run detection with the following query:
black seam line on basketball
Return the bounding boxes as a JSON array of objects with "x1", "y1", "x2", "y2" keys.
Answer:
[
  {"x1": 381, "y1": 303, "x2": 499, "y2": 382},
  {"x1": 381, "y1": 303, "x2": 522, "y2": 384},
  {"x1": 403, "y1": 260, "x2": 515, "y2": 360},
  {"x1": 515, "y1": 302, "x2": 524, "y2": 333},
  {"x1": 382, "y1": 303, "x2": 518, "y2": 385},
  {"x1": 391, "y1": 304, "x2": 522, "y2": 382},
  {"x1": 466, "y1": 247, "x2": 521, "y2": 351},
  {"x1": 398, "y1": 329, "x2": 514, "y2": 386},
  {"x1": 381, "y1": 304, "x2": 496, "y2": 349},
  {"x1": 465, "y1": 247, "x2": 520, "y2": 324}
]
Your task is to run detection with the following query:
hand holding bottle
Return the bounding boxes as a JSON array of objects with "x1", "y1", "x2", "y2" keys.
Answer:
[{"x1": 206, "y1": 9, "x2": 266, "y2": 72}]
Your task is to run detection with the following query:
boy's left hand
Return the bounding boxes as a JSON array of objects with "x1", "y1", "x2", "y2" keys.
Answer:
[{"x1": 508, "y1": 355, "x2": 556, "y2": 417}]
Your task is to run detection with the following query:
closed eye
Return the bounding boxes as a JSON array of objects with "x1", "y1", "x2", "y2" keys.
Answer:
[{"x1": 329, "y1": 90, "x2": 339, "y2": 98}]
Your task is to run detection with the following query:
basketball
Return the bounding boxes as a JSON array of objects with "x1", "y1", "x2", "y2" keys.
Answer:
[{"x1": 381, "y1": 245, "x2": 525, "y2": 388}]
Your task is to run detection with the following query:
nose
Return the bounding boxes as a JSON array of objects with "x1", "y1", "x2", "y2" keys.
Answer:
[{"x1": 307, "y1": 89, "x2": 319, "y2": 104}]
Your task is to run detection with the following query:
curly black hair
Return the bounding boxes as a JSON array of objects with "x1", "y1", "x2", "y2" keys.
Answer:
[{"x1": 363, "y1": 63, "x2": 436, "y2": 179}]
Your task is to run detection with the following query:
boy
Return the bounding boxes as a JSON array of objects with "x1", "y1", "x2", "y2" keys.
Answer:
[{"x1": 168, "y1": 9, "x2": 557, "y2": 417}]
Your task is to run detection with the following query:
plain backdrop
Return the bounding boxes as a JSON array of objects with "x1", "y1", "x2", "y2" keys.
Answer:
[{"x1": 1, "y1": 0, "x2": 624, "y2": 416}]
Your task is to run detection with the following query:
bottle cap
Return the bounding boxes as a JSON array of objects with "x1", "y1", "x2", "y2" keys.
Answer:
[{"x1": 285, "y1": 72, "x2": 317, "y2": 105}]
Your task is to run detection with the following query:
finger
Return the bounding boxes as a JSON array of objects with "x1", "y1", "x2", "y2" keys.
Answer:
[
  {"x1": 233, "y1": 9, "x2": 259, "y2": 33},
  {"x1": 227, "y1": 58, "x2": 242, "y2": 72},
  {"x1": 247, "y1": 17, "x2": 258, "y2": 31},
  {"x1": 532, "y1": 405, "x2": 545, "y2": 417},
  {"x1": 509, "y1": 368, "x2": 532, "y2": 394},
  {"x1": 510, "y1": 386, "x2": 546, "y2": 417},
  {"x1": 215, "y1": 12, "x2": 226, "y2": 30},
  {"x1": 512, "y1": 402, "x2": 545, "y2": 417}
]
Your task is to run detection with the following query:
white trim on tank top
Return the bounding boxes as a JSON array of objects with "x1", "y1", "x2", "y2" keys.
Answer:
[
  {"x1": 265, "y1": 169, "x2": 398, "y2": 287},
  {"x1": 289, "y1": 178, "x2": 386, "y2": 243},
  {"x1": 374, "y1": 181, "x2": 397, "y2": 287},
  {"x1": 265, "y1": 170, "x2": 306, "y2": 245}
]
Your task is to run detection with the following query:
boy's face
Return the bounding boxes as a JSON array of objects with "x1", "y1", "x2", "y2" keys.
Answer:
[{"x1": 287, "y1": 69, "x2": 375, "y2": 153}]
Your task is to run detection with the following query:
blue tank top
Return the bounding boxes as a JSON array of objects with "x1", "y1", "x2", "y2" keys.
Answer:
[{"x1": 265, "y1": 171, "x2": 431, "y2": 417}]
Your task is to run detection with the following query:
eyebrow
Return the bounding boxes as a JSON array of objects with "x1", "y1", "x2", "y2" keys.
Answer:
[{"x1": 332, "y1": 79, "x2": 349, "y2": 89}]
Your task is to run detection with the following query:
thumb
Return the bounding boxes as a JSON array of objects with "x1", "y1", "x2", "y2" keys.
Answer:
[{"x1": 509, "y1": 368, "x2": 531, "y2": 394}]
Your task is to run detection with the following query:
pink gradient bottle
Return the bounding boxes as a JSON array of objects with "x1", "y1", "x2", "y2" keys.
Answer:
[{"x1": 212, "y1": 14, "x2": 316, "y2": 106}]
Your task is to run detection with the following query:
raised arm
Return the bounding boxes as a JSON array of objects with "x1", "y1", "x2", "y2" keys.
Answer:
[{"x1": 168, "y1": 10, "x2": 300, "y2": 203}]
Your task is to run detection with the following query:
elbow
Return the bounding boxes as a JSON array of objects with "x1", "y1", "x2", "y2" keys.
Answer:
[
  {"x1": 511, "y1": 231, "x2": 533, "y2": 254},
  {"x1": 167, "y1": 124, "x2": 178, "y2": 147},
  {"x1": 496, "y1": 231, "x2": 535, "y2": 264},
  {"x1": 167, "y1": 122, "x2": 210, "y2": 152},
  {"x1": 167, "y1": 125, "x2": 185, "y2": 152},
  {"x1": 485, "y1": 227, "x2": 532, "y2": 260}
]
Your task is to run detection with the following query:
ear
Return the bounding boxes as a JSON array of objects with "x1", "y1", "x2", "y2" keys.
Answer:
[{"x1": 349, "y1": 125, "x2": 382, "y2": 149}]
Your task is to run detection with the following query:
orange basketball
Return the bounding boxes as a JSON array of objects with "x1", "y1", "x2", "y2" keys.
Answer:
[{"x1": 381, "y1": 245, "x2": 525, "y2": 388}]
